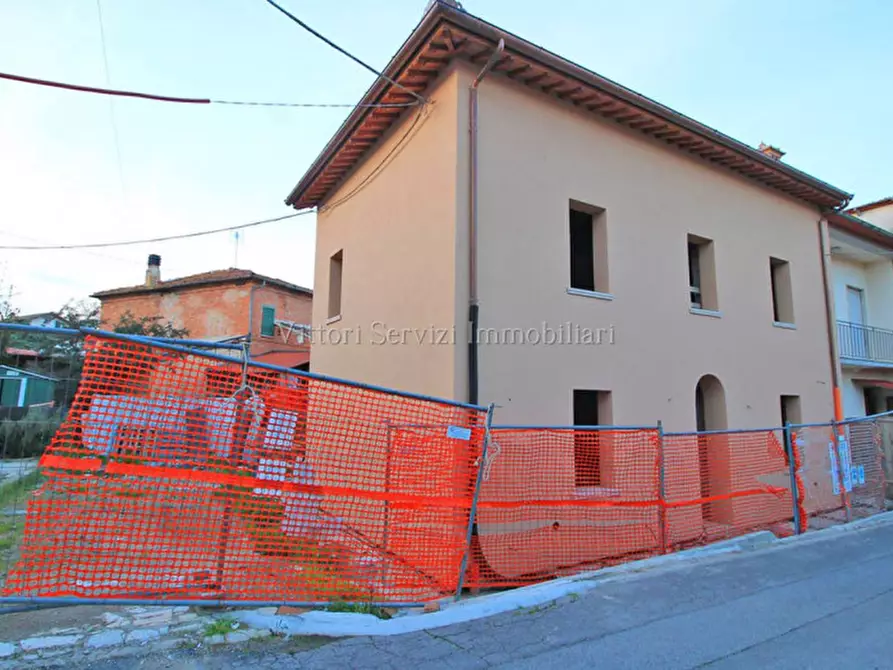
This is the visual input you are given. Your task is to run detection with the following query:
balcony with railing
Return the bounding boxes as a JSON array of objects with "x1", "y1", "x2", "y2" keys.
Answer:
[{"x1": 838, "y1": 320, "x2": 893, "y2": 365}]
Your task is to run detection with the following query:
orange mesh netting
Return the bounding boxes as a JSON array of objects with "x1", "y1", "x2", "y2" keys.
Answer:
[
  {"x1": 466, "y1": 428, "x2": 799, "y2": 589},
  {"x1": 794, "y1": 421, "x2": 885, "y2": 529},
  {"x1": 794, "y1": 424, "x2": 847, "y2": 529},
  {"x1": 468, "y1": 428, "x2": 662, "y2": 588},
  {"x1": 662, "y1": 430, "x2": 795, "y2": 548},
  {"x1": 2, "y1": 335, "x2": 488, "y2": 604}
]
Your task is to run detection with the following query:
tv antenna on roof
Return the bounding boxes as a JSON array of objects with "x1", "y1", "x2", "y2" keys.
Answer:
[{"x1": 233, "y1": 230, "x2": 241, "y2": 268}]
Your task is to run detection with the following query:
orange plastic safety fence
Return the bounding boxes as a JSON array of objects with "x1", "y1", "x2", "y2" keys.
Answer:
[
  {"x1": 467, "y1": 428, "x2": 662, "y2": 588},
  {"x1": 2, "y1": 335, "x2": 488, "y2": 604},
  {"x1": 844, "y1": 420, "x2": 886, "y2": 518},
  {"x1": 793, "y1": 420, "x2": 886, "y2": 530},
  {"x1": 793, "y1": 424, "x2": 847, "y2": 529},
  {"x1": 466, "y1": 428, "x2": 798, "y2": 589},
  {"x1": 662, "y1": 430, "x2": 795, "y2": 548}
]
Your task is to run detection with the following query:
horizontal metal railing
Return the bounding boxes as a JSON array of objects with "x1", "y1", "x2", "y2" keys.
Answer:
[{"x1": 837, "y1": 320, "x2": 893, "y2": 364}]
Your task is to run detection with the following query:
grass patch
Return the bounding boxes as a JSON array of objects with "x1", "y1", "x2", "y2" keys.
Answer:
[
  {"x1": 0, "y1": 470, "x2": 42, "y2": 568},
  {"x1": 327, "y1": 601, "x2": 392, "y2": 619},
  {"x1": 202, "y1": 616, "x2": 239, "y2": 638},
  {"x1": 0, "y1": 469, "x2": 42, "y2": 511}
]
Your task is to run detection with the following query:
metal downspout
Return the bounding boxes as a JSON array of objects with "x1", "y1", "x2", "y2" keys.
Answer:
[
  {"x1": 467, "y1": 38, "x2": 504, "y2": 405},
  {"x1": 818, "y1": 216, "x2": 843, "y2": 421}
]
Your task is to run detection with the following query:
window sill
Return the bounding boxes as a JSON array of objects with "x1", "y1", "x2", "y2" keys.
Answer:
[
  {"x1": 773, "y1": 321, "x2": 797, "y2": 330},
  {"x1": 574, "y1": 486, "x2": 621, "y2": 498},
  {"x1": 326, "y1": 315, "x2": 342, "y2": 325},
  {"x1": 690, "y1": 307, "x2": 722, "y2": 319},
  {"x1": 567, "y1": 287, "x2": 614, "y2": 301}
]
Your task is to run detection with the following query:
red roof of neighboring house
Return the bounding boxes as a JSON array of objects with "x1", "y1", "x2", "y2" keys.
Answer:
[
  {"x1": 845, "y1": 197, "x2": 893, "y2": 216},
  {"x1": 5, "y1": 347, "x2": 42, "y2": 358},
  {"x1": 252, "y1": 350, "x2": 311, "y2": 369},
  {"x1": 92, "y1": 268, "x2": 312, "y2": 299}
]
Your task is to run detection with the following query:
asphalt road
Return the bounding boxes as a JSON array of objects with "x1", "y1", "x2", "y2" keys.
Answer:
[{"x1": 71, "y1": 519, "x2": 893, "y2": 669}]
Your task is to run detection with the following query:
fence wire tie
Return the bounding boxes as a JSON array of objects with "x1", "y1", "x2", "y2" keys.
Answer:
[
  {"x1": 233, "y1": 341, "x2": 256, "y2": 400},
  {"x1": 481, "y1": 439, "x2": 500, "y2": 482}
]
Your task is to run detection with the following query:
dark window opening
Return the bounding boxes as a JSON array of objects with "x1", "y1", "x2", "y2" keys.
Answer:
[
  {"x1": 573, "y1": 389, "x2": 611, "y2": 487},
  {"x1": 688, "y1": 234, "x2": 717, "y2": 311},
  {"x1": 569, "y1": 201, "x2": 608, "y2": 293},
  {"x1": 770, "y1": 257, "x2": 794, "y2": 324},
  {"x1": 328, "y1": 250, "x2": 344, "y2": 319},
  {"x1": 570, "y1": 209, "x2": 595, "y2": 292}
]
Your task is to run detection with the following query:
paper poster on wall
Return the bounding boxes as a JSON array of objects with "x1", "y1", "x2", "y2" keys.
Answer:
[
  {"x1": 837, "y1": 435, "x2": 853, "y2": 493},
  {"x1": 829, "y1": 442, "x2": 840, "y2": 496}
]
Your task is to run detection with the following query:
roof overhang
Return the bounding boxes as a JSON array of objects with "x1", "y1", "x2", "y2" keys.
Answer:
[
  {"x1": 286, "y1": 1, "x2": 852, "y2": 211},
  {"x1": 826, "y1": 211, "x2": 893, "y2": 253},
  {"x1": 846, "y1": 197, "x2": 893, "y2": 216},
  {"x1": 852, "y1": 378, "x2": 893, "y2": 390}
]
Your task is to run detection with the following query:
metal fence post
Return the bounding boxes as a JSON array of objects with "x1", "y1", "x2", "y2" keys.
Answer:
[
  {"x1": 832, "y1": 420, "x2": 853, "y2": 523},
  {"x1": 657, "y1": 420, "x2": 668, "y2": 554},
  {"x1": 455, "y1": 403, "x2": 495, "y2": 601},
  {"x1": 783, "y1": 422, "x2": 802, "y2": 535},
  {"x1": 381, "y1": 421, "x2": 393, "y2": 595}
]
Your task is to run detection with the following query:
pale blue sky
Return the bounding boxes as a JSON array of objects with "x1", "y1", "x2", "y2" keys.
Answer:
[{"x1": 1, "y1": 0, "x2": 890, "y2": 313}]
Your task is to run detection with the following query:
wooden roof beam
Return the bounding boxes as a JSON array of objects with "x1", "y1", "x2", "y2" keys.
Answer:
[
  {"x1": 506, "y1": 64, "x2": 532, "y2": 78},
  {"x1": 524, "y1": 72, "x2": 550, "y2": 85},
  {"x1": 588, "y1": 100, "x2": 624, "y2": 112},
  {"x1": 491, "y1": 55, "x2": 515, "y2": 72},
  {"x1": 569, "y1": 92, "x2": 599, "y2": 105},
  {"x1": 555, "y1": 86, "x2": 583, "y2": 99},
  {"x1": 613, "y1": 110, "x2": 642, "y2": 123}
]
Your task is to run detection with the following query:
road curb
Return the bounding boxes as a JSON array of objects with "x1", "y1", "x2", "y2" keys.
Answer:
[
  {"x1": 231, "y1": 510, "x2": 893, "y2": 638},
  {"x1": 230, "y1": 531, "x2": 773, "y2": 637}
]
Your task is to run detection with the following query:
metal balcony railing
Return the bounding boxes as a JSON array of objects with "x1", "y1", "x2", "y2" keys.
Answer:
[{"x1": 838, "y1": 320, "x2": 893, "y2": 364}]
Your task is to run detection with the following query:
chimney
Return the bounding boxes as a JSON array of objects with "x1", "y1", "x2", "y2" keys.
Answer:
[
  {"x1": 145, "y1": 254, "x2": 161, "y2": 288},
  {"x1": 758, "y1": 142, "x2": 785, "y2": 161},
  {"x1": 425, "y1": 0, "x2": 464, "y2": 13}
]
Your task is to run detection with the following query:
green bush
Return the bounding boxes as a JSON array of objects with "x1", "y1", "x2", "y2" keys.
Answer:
[{"x1": 0, "y1": 408, "x2": 65, "y2": 459}]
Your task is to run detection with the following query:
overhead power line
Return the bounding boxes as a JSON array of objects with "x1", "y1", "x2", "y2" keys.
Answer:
[
  {"x1": 263, "y1": 0, "x2": 427, "y2": 105},
  {"x1": 0, "y1": 71, "x2": 418, "y2": 108},
  {"x1": 0, "y1": 211, "x2": 313, "y2": 250}
]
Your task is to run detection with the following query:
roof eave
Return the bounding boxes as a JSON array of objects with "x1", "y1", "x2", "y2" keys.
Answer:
[
  {"x1": 284, "y1": 4, "x2": 448, "y2": 208},
  {"x1": 285, "y1": 2, "x2": 852, "y2": 211},
  {"x1": 827, "y1": 211, "x2": 893, "y2": 251},
  {"x1": 93, "y1": 274, "x2": 312, "y2": 300}
]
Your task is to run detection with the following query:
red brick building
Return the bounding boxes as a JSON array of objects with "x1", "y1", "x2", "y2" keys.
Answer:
[{"x1": 92, "y1": 255, "x2": 313, "y2": 369}]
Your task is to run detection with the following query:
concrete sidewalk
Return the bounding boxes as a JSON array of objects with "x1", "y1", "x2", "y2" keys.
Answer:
[{"x1": 67, "y1": 515, "x2": 893, "y2": 669}]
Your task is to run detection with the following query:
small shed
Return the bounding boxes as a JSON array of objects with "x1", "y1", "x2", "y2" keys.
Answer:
[{"x1": 0, "y1": 366, "x2": 57, "y2": 408}]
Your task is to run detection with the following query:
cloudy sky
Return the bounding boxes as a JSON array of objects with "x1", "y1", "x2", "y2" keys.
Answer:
[{"x1": 1, "y1": 0, "x2": 890, "y2": 313}]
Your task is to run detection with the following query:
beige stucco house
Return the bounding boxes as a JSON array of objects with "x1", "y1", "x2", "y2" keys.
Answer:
[{"x1": 285, "y1": 1, "x2": 852, "y2": 433}]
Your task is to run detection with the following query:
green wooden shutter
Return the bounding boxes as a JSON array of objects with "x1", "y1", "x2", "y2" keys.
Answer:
[{"x1": 261, "y1": 306, "x2": 276, "y2": 337}]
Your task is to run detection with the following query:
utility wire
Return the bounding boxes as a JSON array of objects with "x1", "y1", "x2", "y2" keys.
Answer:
[
  {"x1": 263, "y1": 0, "x2": 427, "y2": 105},
  {"x1": 212, "y1": 99, "x2": 415, "y2": 108},
  {"x1": 95, "y1": 0, "x2": 131, "y2": 224},
  {"x1": 0, "y1": 211, "x2": 313, "y2": 250},
  {"x1": 0, "y1": 71, "x2": 418, "y2": 108}
]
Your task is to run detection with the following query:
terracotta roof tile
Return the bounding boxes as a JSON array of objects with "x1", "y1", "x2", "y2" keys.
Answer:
[{"x1": 92, "y1": 268, "x2": 312, "y2": 299}]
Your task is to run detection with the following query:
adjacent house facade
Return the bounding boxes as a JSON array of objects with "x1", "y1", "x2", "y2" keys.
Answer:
[
  {"x1": 16, "y1": 311, "x2": 61, "y2": 329},
  {"x1": 285, "y1": 2, "x2": 851, "y2": 432},
  {"x1": 828, "y1": 202, "x2": 893, "y2": 418},
  {"x1": 92, "y1": 255, "x2": 313, "y2": 369}
]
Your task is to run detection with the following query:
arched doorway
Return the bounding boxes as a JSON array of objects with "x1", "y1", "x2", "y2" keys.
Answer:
[{"x1": 695, "y1": 375, "x2": 727, "y2": 522}]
